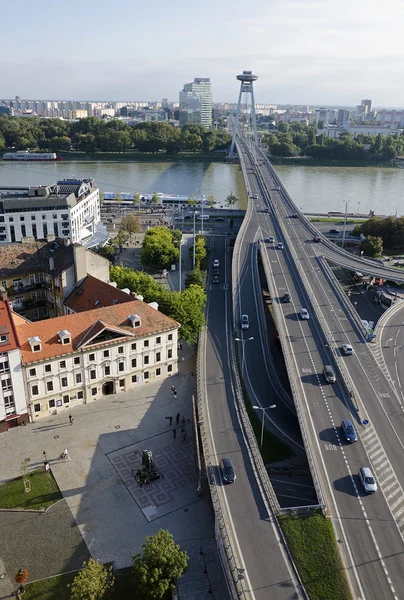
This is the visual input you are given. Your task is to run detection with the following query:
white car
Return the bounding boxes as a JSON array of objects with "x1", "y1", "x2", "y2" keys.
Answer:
[
  {"x1": 253, "y1": 194, "x2": 258, "y2": 199},
  {"x1": 358, "y1": 466, "x2": 377, "y2": 494},
  {"x1": 342, "y1": 344, "x2": 354, "y2": 355},
  {"x1": 300, "y1": 308, "x2": 310, "y2": 320},
  {"x1": 213, "y1": 259, "x2": 220, "y2": 268},
  {"x1": 241, "y1": 314, "x2": 249, "y2": 329},
  {"x1": 268, "y1": 236, "x2": 275, "y2": 243},
  {"x1": 277, "y1": 242, "x2": 284, "y2": 250}
]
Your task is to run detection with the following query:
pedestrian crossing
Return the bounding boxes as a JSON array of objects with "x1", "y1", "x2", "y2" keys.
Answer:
[{"x1": 360, "y1": 423, "x2": 404, "y2": 535}]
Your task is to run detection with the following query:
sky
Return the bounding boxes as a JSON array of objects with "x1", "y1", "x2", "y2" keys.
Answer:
[{"x1": 2, "y1": 0, "x2": 404, "y2": 106}]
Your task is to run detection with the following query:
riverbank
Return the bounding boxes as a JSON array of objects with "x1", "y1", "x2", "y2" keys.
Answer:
[
  {"x1": 270, "y1": 156, "x2": 397, "y2": 168},
  {"x1": 57, "y1": 151, "x2": 227, "y2": 162}
]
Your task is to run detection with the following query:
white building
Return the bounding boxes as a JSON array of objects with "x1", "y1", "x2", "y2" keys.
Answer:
[
  {"x1": 16, "y1": 299, "x2": 179, "y2": 420},
  {"x1": 179, "y1": 78, "x2": 212, "y2": 128},
  {"x1": 0, "y1": 178, "x2": 107, "y2": 247}
]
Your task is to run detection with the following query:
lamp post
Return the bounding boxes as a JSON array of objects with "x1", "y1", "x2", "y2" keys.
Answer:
[
  {"x1": 178, "y1": 235, "x2": 183, "y2": 292},
  {"x1": 235, "y1": 336, "x2": 254, "y2": 378},
  {"x1": 252, "y1": 405, "x2": 276, "y2": 450},
  {"x1": 342, "y1": 201, "x2": 348, "y2": 249}
]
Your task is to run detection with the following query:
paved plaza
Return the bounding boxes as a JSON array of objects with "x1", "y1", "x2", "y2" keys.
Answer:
[{"x1": 0, "y1": 350, "x2": 229, "y2": 599}]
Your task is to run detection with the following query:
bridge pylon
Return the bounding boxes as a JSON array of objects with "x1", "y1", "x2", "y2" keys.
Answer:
[{"x1": 229, "y1": 70, "x2": 258, "y2": 158}]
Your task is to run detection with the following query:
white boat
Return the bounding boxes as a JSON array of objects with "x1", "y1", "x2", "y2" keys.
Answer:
[{"x1": 2, "y1": 151, "x2": 62, "y2": 161}]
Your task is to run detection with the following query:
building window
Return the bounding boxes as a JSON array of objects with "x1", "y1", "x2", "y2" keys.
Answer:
[
  {"x1": 89, "y1": 353, "x2": 95, "y2": 361},
  {"x1": 91, "y1": 387, "x2": 97, "y2": 396},
  {"x1": 61, "y1": 377, "x2": 68, "y2": 387},
  {"x1": 119, "y1": 379, "x2": 125, "y2": 387},
  {"x1": 47, "y1": 381, "x2": 53, "y2": 391},
  {"x1": 76, "y1": 373, "x2": 82, "y2": 384},
  {"x1": 156, "y1": 352, "x2": 161, "y2": 362},
  {"x1": 118, "y1": 362, "x2": 124, "y2": 372},
  {"x1": 29, "y1": 368, "x2": 36, "y2": 377},
  {"x1": 131, "y1": 358, "x2": 137, "y2": 368},
  {"x1": 21, "y1": 225, "x2": 26, "y2": 237},
  {"x1": 168, "y1": 364, "x2": 173, "y2": 372},
  {"x1": 20, "y1": 216, "x2": 25, "y2": 222},
  {"x1": 103, "y1": 350, "x2": 109, "y2": 358},
  {"x1": 63, "y1": 395, "x2": 69, "y2": 404},
  {"x1": 31, "y1": 385, "x2": 39, "y2": 396},
  {"x1": 144, "y1": 371, "x2": 149, "y2": 380},
  {"x1": 168, "y1": 334, "x2": 173, "y2": 341},
  {"x1": 31, "y1": 215, "x2": 35, "y2": 221},
  {"x1": 118, "y1": 346, "x2": 124, "y2": 354},
  {"x1": 105, "y1": 366, "x2": 110, "y2": 376},
  {"x1": 34, "y1": 403, "x2": 40, "y2": 413},
  {"x1": 156, "y1": 368, "x2": 161, "y2": 376},
  {"x1": 74, "y1": 357, "x2": 80, "y2": 365},
  {"x1": 60, "y1": 360, "x2": 66, "y2": 369},
  {"x1": 156, "y1": 336, "x2": 161, "y2": 344},
  {"x1": 144, "y1": 356, "x2": 149, "y2": 365},
  {"x1": 144, "y1": 340, "x2": 149, "y2": 348},
  {"x1": 90, "y1": 370, "x2": 96, "y2": 380},
  {"x1": 45, "y1": 364, "x2": 51, "y2": 373},
  {"x1": 168, "y1": 349, "x2": 172, "y2": 359},
  {"x1": 131, "y1": 343, "x2": 137, "y2": 350},
  {"x1": 132, "y1": 375, "x2": 137, "y2": 383},
  {"x1": 49, "y1": 399, "x2": 55, "y2": 408},
  {"x1": 9, "y1": 217, "x2": 13, "y2": 222},
  {"x1": 33, "y1": 309, "x2": 39, "y2": 319},
  {"x1": 77, "y1": 391, "x2": 84, "y2": 399}
]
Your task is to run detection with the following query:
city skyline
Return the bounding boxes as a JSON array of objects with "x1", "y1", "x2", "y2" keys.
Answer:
[{"x1": 2, "y1": 0, "x2": 404, "y2": 105}]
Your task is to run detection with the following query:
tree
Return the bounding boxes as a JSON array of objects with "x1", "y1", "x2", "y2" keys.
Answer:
[
  {"x1": 361, "y1": 236, "x2": 383, "y2": 257},
  {"x1": 132, "y1": 530, "x2": 188, "y2": 600},
  {"x1": 159, "y1": 285, "x2": 206, "y2": 345},
  {"x1": 187, "y1": 193, "x2": 198, "y2": 208},
  {"x1": 185, "y1": 268, "x2": 206, "y2": 289},
  {"x1": 226, "y1": 192, "x2": 238, "y2": 207},
  {"x1": 121, "y1": 214, "x2": 141, "y2": 238},
  {"x1": 115, "y1": 191, "x2": 122, "y2": 208},
  {"x1": 207, "y1": 193, "x2": 216, "y2": 207},
  {"x1": 141, "y1": 227, "x2": 179, "y2": 268},
  {"x1": 133, "y1": 191, "x2": 142, "y2": 207},
  {"x1": 69, "y1": 559, "x2": 114, "y2": 600},
  {"x1": 151, "y1": 192, "x2": 160, "y2": 205},
  {"x1": 99, "y1": 245, "x2": 115, "y2": 261},
  {"x1": 189, "y1": 235, "x2": 206, "y2": 269},
  {"x1": 112, "y1": 229, "x2": 127, "y2": 248}
]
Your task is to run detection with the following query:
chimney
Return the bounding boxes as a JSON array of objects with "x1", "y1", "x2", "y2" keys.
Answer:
[
  {"x1": 73, "y1": 244, "x2": 87, "y2": 286},
  {"x1": 49, "y1": 257, "x2": 55, "y2": 271}
]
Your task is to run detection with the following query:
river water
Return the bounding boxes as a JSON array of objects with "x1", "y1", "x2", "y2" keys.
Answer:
[{"x1": 1, "y1": 160, "x2": 404, "y2": 216}]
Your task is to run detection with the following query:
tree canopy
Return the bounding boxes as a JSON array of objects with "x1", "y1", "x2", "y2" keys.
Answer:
[
  {"x1": 120, "y1": 214, "x2": 141, "y2": 237},
  {"x1": 68, "y1": 559, "x2": 114, "y2": 600},
  {"x1": 141, "y1": 227, "x2": 179, "y2": 269},
  {"x1": 352, "y1": 216, "x2": 404, "y2": 250},
  {"x1": 360, "y1": 235, "x2": 383, "y2": 257}
]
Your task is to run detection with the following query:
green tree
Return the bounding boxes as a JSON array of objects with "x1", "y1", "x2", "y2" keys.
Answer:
[
  {"x1": 141, "y1": 227, "x2": 179, "y2": 268},
  {"x1": 189, "y1": 235, "x2": 206, "y2": 269},
  {"x1": 121, "y1": 214, "x2": 141, "y2": 238},
  {"x1": 361, "y1": 236, "x2": 383, "y2": 257},
  {"x1": 133, "y1": 191, "x2": 142, "y2": 206},
  {"x1": 158, "y1": 285, "x2": 206, "y2": 345},
  {"x1": 115, "y1": 191, "x2": 122, "y2": 208},
  {"x1": 99, "y1": 245, "x2": 115, "y2": 261},
  {"x1": 187, "y1": 193, "x2": 198, "y2": 207},
  {"x1": 132, "y1": 530, "x2": 188, "y2": 600},
  {"x1": 207, "y1": 193, "x2": 216, "y2": 207},
  {"x1": 185, "y1": 268, "x2": 206, "y2": 289},
  {"x1": 151, "y1": 192, "x2": 160, "y2": 205},
  {"x1": 226, "y1": 192, "x2": 238, "y2": 206},
  {"x1": 49, "y1": 136, "x2": 71, "y2": 152},
  {"x1": 68, "y1": 559, "x2": 114, "y2": 600},
  {"x1": 113, "y1": 229, "x2": 127, "y2": 248}
]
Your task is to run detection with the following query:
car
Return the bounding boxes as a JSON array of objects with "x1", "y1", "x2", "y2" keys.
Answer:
[
  {"x1": 253, "y1": 194, "x2": 258, "y2": 199},
  {"x1": 213, "y1": 259, "x2": 220, "y2": 268},
  {"x1": 312, "y1": 236, "x2": 321, "y2": 243},
  {"x1": 342, "y1": 343, "x2": 354, "y2": 356},
  {"x1": 292, "y1": 213, "x2": 298, "y2": 218},
  {"x1": 283, "y1": 292, "x2": 291, "y2": 303},
  {"x1": 213, "y1": 217, "x2": 225, "y2": 222},
  {"x1": 265, "y1": 208, "x2": 270, "y2": 213},
  {"x1": 241, "y1": 314, "x2": 249, "y2": 329},
  {"x1": 184, "y1": 215, "x2": 192, "y2": 220},
  {"x1": 330, "y1": 228, "x2": 340, "y2": 234},
  {"x1": 197, "y1": 215, "x2": 210, "y2": 221},
  {"x1": 300, "y1": 308, "x2": 310, "y2": 320},
  {"x1": 277, "y1": 242, "x2": 284, "y2": 250},
  {"x1": 341, "y1": 420, "x2": 358, "y2": 443},
  {"x1": 212, "y1": 276, "x2": 219, "y2": 284},
  {"x1": 323, "y1": 364, "x2": 336, "y2": 383},
  {"x1": 220, "y1": 457, "x2": 236, "y2": 483},
  {"x1": 358, "y1": 466, "x2": 377, "y2": 494},
  {"x1": 213, "y1": 268, "x2": 220, "y2": 276},
  {"x1": 173, "y1": 216, "x2": 183, "y2": 221},
  {"x1": 268, "y1": 236, "x2": 275, "y2": 243}
]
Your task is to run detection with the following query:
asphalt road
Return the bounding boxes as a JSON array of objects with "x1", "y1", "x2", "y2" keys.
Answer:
[
  {"x1": 202, "y1": 235, "x2": 303, "y2": 600},
  {"x1": 379, "y1": 303, "x2": 404, "y2": 405},
  {"x1": 237, "y1": 142, "x2": 404, "y2": 600}
]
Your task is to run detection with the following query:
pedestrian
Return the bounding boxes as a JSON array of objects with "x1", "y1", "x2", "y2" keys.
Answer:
[
  {"x1": 62, "y1": 448, "x2": 71, "y2": 461},
  {"x1": 176, "y1": 413, "x2": 180, "y2": 426},
  {"x1": 173, "y1": 428, "x2": 177, "y2": 440},
  {"x1": 179, "y1": 342, "x2": 183, "y2": 351},
  {"x1": 165, "y1": 416, "x2": 173, "y2": 426},
  {"x1": 69, "y1": 414, "x2": 74, "y2": 425},
  {"x1": 171, "y1": 385, "x2": 175, "y2": 393},
  {"x1": 174, "y1": 392, "x2": 177, "y2": 400},
  {"x1": 181, "y1": 428, "x2": 186, "y2": 441}
]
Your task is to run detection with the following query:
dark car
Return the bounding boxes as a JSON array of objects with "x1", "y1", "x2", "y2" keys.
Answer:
[
  {"x1": 184, "y1": 215, "x2": 192, "y2": 220},
  {"x1": 213, "y1": 268, "x2": 220, "y2": 276},
  {"x1": 283, "y1": 292, "x2": 291, "y2": 303},
  {"x1": 341, "y1": 420, "x2": 357, "y2": 443},
  {"x1": 312, "y1": 236, "x2": 321, "y2": 243},
  {"x1": 330, "y1": 228, "x2": 340, "y2": 234},
  {"x1": 212, "y1": 276, "x2": 219, "y2": 284},
  {"x1": 220, "y1": 458, "x2": 236, "y2": 483},
  {"x1": 213, "y1": 217, "x2": 225, "y2": 222}
]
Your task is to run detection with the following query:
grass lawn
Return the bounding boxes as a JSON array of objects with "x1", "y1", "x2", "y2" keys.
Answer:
[
  {"x1": 0, "y1": 469, "x2": 62, "y2": 510},
  {"x1": 279, "y1": 512, "x2": 351, "y2": 600},
  {"x1": 309, "y1": 217, "x2": 367, "y2": 223}
]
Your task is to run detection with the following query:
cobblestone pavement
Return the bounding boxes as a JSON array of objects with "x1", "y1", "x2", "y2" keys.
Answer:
[{"x1": 0, "y1": 351, "x2": 229, "y2": 600}]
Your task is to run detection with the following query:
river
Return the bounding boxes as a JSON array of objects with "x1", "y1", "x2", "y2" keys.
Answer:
[{"x1": 1, "y1": 160, "x2": 404, "y2": 216}]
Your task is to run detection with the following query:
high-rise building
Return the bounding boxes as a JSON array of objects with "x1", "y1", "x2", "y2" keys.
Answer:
[
  {"x1": 337, "y1": 109, "x2": 350, "y2": 127},
  {"x1": 179, "y1": 78, "x2": 212, "y2": 127},
  {"x1": 361, "y1": 99, "x2": 372, "y2": 114}
]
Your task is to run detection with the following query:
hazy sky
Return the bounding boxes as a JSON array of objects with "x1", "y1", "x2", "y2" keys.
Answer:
[{"x1": 2, "y1": 0, "x2": 404, "y2": 105}]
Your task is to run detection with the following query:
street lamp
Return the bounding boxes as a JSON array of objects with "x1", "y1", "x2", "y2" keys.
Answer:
[
  {"x1": 252, "y1": 405, "x2": 276, "y2": 450},
  {"x1": 235, "y1": 336, "x2": 254, "y2": 378}
]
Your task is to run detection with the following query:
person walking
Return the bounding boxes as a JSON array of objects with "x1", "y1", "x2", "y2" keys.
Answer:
[
  {"x1": 173, "y1": 428, "x2": 177, "y2": 440},
  {"x1": 176, "y1": 413, "x2": 180, "y2": 426},
  {"x1": 62, "y1": 448, "x2": 71, "y2": 461},
  {"x1": 181, "y1": 428, "x2": 186, "y2": 441},
  {"x1": 171, "y1": 385, "x2": 175, "y2": 394},
  {"x1": 181, "y1": 416, "x2": 186, "y2": 426},
  {"x1": 173, "y1": 391, "x2": 177, "y2": 400},
  {"x1": 69, "y1": 414, "x2": 74, "y2": 425}
]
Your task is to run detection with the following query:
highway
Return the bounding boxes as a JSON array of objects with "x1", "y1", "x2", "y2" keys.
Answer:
[
  {"x1": 201, "y1": 235, "x2": 303, "y2": 600},
  {"x1": 236, "y1": 141, "x2": 404, "y2": 600}
]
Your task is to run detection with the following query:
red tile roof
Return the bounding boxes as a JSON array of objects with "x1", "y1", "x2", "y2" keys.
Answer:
[
  {"x1": 65, "y1": 274, "x2": 133, "y2": 312},
  {"x1": 0, "y1": 299, "x2": 19, "y2": 352},
  {"x1": 15, "y1": 299, "x2": 179, "y2": 364}
]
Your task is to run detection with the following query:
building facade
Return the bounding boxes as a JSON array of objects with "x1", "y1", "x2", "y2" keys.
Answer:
[
  {"x1": 16, "y1": 300, "x2": 179, "y2": 421},
  {"x1": 179, "y1": 78, "x2": 212, "y2": 128}
]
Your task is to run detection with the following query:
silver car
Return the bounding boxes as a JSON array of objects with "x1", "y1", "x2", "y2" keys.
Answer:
[{"x1": 358, "y1": 467, "x2": 377, "y2": 494}]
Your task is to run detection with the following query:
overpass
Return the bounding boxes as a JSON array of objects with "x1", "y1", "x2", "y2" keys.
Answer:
[{"x1": 235, "y1": 139, "x2": 404, "y2": 600}]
